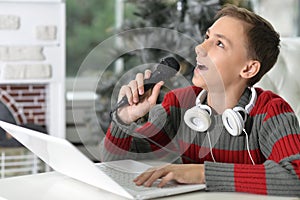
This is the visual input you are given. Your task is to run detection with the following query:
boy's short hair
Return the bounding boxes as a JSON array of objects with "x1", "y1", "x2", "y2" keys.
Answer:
[{"x1": 215, "y1": 5, "x2": 280, "y2": 86}]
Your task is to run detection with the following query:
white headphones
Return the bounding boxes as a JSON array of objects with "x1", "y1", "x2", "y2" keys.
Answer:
[{"x1": 184, "y1": 87, "x2": 257, "y2": 136}]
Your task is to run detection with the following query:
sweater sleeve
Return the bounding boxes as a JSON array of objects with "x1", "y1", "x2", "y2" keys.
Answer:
[
  {"x1": 205, "y1": 98, "x2": 300, "y2": 196},
  {"x1": 99, "y1": 92, "x2": 179, "y2": 162}
]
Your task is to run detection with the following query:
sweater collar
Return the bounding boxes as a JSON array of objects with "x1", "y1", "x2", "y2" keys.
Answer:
[{"x1": 236, "y1": 87, "x2": 252, "y2": 110}]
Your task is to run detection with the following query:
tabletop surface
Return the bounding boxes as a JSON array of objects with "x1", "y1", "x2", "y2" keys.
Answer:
[{"x1": 0, "y1": 171, "x2": 298, "y2": 200}]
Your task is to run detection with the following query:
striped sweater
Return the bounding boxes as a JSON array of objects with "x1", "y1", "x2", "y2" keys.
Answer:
[{"x1": 100, "y1": 86, "x2": 300, "y2": 196}]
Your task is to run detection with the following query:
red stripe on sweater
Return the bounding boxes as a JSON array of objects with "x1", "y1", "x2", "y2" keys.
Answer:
[
  {"x1": 179, "y1": 141, "x2": 265, "y2": 164},
  {"x1": 292, "y1": 159, "x2": 300, "y2": 179},
  {"x1": 135, "y1": 122, "x2": 172, "y2": 151},
  {"x1": 265, "y1": 101, "x2": 293, "y2": 121},
  {"x1": 268, "y1": 134, "x2": 300, "y2": 162},
  {"x1": 104, "y1": 126, "x2": 132, "y2": 153},
  {"x1": 135, "y1": 122, "x2": 163, "y2": 138},
  {"x1": 250, "y1": 89, "x2": 294, "y2": 121},
  {"x1": 253, "y1": 90, "x2": 294, "y2": 121},
  {"x1": 234, "y1": 164, "x2": 267, "y2": 194},
  {"x1": 161, "y1": 86, "x2": 201, "y2": 113}
]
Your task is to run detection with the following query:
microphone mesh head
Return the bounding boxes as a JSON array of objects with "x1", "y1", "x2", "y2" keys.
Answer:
[
  {"x1": 161, "y1": 57, "x2": 180, "y2": 72},
  {"x1": 156, "y1": 57, "x2": 180, "y2": 79}
]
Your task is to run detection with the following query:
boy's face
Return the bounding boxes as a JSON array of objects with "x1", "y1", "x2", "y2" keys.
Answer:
[{"x1": 192, "y1": 16, "x2": 250, "y2": 91}]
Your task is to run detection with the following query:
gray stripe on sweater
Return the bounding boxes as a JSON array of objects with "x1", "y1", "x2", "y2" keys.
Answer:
[
  {"x1": 204, "y1": 161, "x2": 235, "y2": 192},
  {"x1": 259, "y1": 112, "x2": 299, "y2": 159},
  {"x1": 264, "y1": 155, "x2": 300, "y2": 196}
]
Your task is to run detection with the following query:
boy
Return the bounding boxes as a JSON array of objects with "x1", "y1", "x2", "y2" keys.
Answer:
[{"x1": 100, "y1": 5, "x2": 300, "y2": 196}]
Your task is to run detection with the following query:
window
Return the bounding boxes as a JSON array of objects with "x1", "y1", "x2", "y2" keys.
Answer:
[
  {"x1": 66, "y1": 0, "x2": 115, "y2": 77},
  {"x1": 66, "y1": 0, "x2": 136, "y2": 77}
]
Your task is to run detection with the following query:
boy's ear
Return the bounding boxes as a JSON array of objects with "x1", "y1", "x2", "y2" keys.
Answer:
[{"x1": 240, "y1": 60, "x2": 260, "y2": 79}]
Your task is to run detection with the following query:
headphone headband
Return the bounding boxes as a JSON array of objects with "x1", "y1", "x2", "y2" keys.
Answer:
[
  {"x1": 195, "y1": 89, "x2": 207, "y2": 106},
  {"x1": 245, "y1": 87, "x2": 257, "y2": 113}
]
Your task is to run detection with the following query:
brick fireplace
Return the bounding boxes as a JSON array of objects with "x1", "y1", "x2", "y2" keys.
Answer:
[{"x1": 0, "y1": 84, "x2": 47, "y2": 125}]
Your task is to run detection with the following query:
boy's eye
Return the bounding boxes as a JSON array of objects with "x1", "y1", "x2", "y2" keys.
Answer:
[
  {"x1": 204, "y1": 34, "x2": 209, "y2": 40},
  {"x1": 217, "y1": 41, "x2": 224, "y2": 48}
]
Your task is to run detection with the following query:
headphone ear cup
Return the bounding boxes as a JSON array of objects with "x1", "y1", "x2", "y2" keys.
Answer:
[
  {"x1": 184, "y1": 106, "x2": 211, "y2": 132},
  {"x1": 222, "y1": 109, "x2": 244, "y2": 136}
]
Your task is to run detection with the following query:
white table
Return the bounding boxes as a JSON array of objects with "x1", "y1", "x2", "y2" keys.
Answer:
[{"x1": 0, "y1": 171, "x2": 298, "y2": 200}]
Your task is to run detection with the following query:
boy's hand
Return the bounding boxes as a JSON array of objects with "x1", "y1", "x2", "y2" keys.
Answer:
[
  {"x1": 117, "y1": 69, "x2": 164, "y2": 124},
  {"x1": 133, "y1": 164, "x2": 205, "y2": 188}
]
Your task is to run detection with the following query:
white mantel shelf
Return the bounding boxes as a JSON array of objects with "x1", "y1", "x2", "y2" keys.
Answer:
[{"x1": 0, "y1": 79, "x2": 52, "y2": 84}]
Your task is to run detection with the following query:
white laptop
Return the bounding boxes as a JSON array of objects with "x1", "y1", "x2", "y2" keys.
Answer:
[{"x1": 0, "y1": 120, "x2": 206, "y2": 199}]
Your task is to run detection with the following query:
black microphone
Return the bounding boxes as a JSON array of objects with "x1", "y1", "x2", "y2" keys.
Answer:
[{"x1": 110, "y1": 57, "x2": 180, "y2": 114}]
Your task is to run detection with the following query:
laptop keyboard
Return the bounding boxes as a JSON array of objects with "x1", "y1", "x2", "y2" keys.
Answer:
[{"x1": 97, "y1": 164, "x2": 177, "y2": 192}]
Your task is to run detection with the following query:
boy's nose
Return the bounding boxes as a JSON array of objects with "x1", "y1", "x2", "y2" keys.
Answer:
[{"x1": 195, "y1": 44, "x2": 208, "y2": 57}]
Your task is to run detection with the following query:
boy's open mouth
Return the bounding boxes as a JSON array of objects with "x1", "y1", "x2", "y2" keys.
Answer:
[{"x1": 196, "y1": 62, "x2": 208, "y2": 70}]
